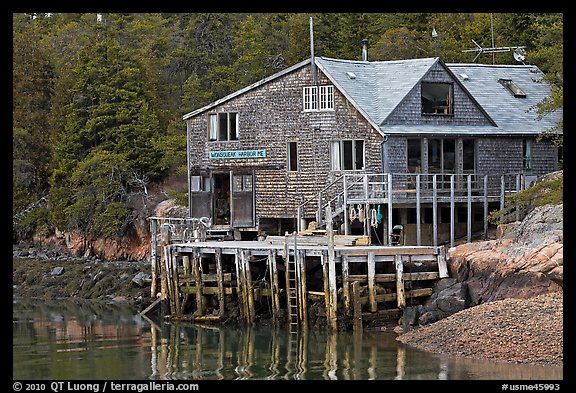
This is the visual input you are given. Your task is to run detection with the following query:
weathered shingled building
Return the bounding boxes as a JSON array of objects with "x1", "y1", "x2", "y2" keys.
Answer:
[{"x1": 183, "y1": 54, "x2": 562, "y2": 246}]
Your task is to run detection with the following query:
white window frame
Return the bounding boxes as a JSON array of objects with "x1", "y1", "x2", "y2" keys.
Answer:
[
  {"x1": 319, "y1": 85, "x2": 334, "y2": 110},
  {"x1": 303, "y1": 85, "x2": 334, "y2": 112}
]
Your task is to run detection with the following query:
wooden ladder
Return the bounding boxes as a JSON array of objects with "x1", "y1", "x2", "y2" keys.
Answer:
[{"x1": 285, "y1": 236, "x2": 299, "y2": 335}]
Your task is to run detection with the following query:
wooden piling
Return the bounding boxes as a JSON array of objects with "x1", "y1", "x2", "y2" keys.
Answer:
[
  {"x1": 159, "y1": 226, "x2": 170, "y2": 315},
  {"x1": 351, "y1": 281, "x2": 362, "y2": 333},
  {"x1": 297, "y1": 249, "x2": 308, "y2": 329},
  {"x1": 437, "y1": 246, "x2": 449, "y2": 278},
  {"x1": 191, "y1": 249, "x2": 204, "y2": 316},
  {"x1": 395, "y1": 254, "x2": 406, "y2": 309},
  {"x1": 215, "y1": 248, "x2": 225, "y2": 316},
  {"x1": 150, "y1": 218, "x2": 158, "y2": 299},
  {"x1": 180, "y1": 255, "x2": 191, "y2": 314},
  {"x1": 171, "y1": 249, "x2": 180, "y2": 316},
  {"x1": 342, "y1": 254, "x2": 350, "y2": 313},
  {"x1": 267, "y1": 249, "x2": 280, "y2": 325},
  {"x1": 164, "y1": 246, "x2": 176, "y2": 315},
  {"x1": 235, "y1": 249, "x2": 245, "y2": 320},
  {"x1": 243, "y1": 250, "x2": 256, "y2": 325},
  {"x1": 367, "y1": 251, "x2": 377, "y2": 313},
  {"x1": 325, "y1": 206, "x2": 338, "y2": 331}
]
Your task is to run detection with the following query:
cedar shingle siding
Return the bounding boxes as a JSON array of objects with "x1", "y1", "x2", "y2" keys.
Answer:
[{"x1": 184, "y1": 56, "x2": 561, "y2": 233}]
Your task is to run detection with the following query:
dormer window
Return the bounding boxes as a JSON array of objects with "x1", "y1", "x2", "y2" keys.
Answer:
[
  {"x1": 421, "y1": 82, "x2": 453, "y2": 115},
  {"x1": 499, "y1": 79, "x2": 526, "y2": 98}
]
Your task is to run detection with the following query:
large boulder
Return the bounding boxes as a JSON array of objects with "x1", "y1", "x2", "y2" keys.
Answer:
[{"x1": 413, "y1": 203, "x2": 562, "y2": 327}]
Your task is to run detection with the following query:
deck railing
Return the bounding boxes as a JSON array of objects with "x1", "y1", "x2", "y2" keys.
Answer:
[{"x1": 297, "y1": 172, "x2": 529, "y2": 235}]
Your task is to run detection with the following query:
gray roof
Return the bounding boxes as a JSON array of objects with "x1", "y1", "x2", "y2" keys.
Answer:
[
  {"x1": 315, "y1": 56, "x2": 438, "y2": 128},
  {"x1": 446, "y1": 62, "x2": 561, "y2": 135},
  {"x1": 183, "y1": 56, "x2": 561, "y2": 137},
  {"x1": 317, "y1": 56, "x2": 561, "y2": 136}
]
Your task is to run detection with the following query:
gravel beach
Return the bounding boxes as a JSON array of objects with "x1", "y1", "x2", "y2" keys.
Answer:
[{"x1": 396, "y1": 292, "x2": 563, "y2": 367}]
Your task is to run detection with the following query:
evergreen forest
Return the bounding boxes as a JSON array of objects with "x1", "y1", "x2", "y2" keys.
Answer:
[{"x1": 12, "y1": 12, "x2": 563, "y2": 241}]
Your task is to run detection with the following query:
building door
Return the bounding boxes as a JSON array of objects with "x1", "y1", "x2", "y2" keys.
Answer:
[
  {"x1": 213, "y1": 173, "x2": 231, "y2": 226},
  {"x1": 231, "y1": 171, "x2": 255, "y2": 227},
  {"x1": 189, "y1": 174, "x2": 212, "y2": 220}
]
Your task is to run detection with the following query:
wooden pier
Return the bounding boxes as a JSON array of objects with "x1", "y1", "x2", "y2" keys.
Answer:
[{"x1": 147, "y1": 217, "x2": 448, "y2": 331}]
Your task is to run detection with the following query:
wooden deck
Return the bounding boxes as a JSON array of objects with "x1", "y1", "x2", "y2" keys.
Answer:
[{"x1": 147, "y1": 227, "x2": 448, "y2": 332}]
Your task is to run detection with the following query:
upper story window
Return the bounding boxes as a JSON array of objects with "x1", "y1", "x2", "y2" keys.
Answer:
[
  {"x1": 421, "y1": 82, "x2": 453, "y2": 115},
  {"x1": 303, "y1": 85, "x2": 334, "y2": 111},
  {"x1": 208, "y1": 112, "x2": 238, "y2": 142}
]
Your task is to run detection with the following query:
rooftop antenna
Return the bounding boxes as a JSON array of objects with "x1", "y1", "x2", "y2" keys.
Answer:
[
  {"x1": 462, "y1": 13, "x2": 526, "y2": 63},
  {"x1": 431, "y1": 27, "x2": 444, "y2": 57}
]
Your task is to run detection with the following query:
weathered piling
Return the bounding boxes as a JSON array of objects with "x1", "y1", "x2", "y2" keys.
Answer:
[
  {"x1": 325, "y1": 206, "x2": 338, "y2": 331},
  {"x1": 192, "y1": 249, "x2": 204, "y2": 316},
  {"x1": 215, "y1": 248, "x2": 225, "y2": 316},
  {"x1": 267, "y1": 249, "x2": 280, "y2": 325}
]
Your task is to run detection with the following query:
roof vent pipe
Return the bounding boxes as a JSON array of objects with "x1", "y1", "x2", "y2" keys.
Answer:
[{"x1": 361, "y1": 39, "x2": 368, "y2": 61}]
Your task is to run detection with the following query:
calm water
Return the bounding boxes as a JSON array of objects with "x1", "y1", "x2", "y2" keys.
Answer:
[{"x1": 13, "y1": 297, "x2": 562, "y2": 381}]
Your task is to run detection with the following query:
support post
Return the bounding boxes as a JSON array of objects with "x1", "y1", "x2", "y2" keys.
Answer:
[
  {"x1": 325, "y1": 205, "x2": 338, "y2": 331},
  {"x1": 483, "y1": 175, "x2": 489, "y2": 240},
  {"x1": 450, "y1": 174, "x2": 455, "y2": 248},
  {"x1": 150, "y1": 218, "x2": 158, "y2": 299},
  {"x1": 243, "y1": 250, "x2": 256, "y2": 325},
  {"x1": 171, "y1": 249, "x2": 180, "y2": 316},
  {"x1": 367, "y1": 251, "x2": 377, "y2": 313},
  {"x1": 352, "y1": 281, "x2": 362, "y2": 333},
  {"x1": 467, "y1": 174, "x2": 472, "y2": 243},
  {"x1": 395, "y1": 254, "x2": 406, "y2": 309},
  {"x1": 343, "y1": 175, "x2": 349, "y2": 235},
  {"x1": 416, "y1": 175, "x2": 421, "y2": 246},
  {"x1": 433, "y1": 174, "x2": 438, "y2": 247},
  {"x1": 215, "y1": 248, "x2": 225, "y2": 316},
  {"x1": 192, "y1": 249, "x2": 204, "y2": 316},
  {"x1": 235, "y1": 249, "x2": 245, "y2": 320},
  {"x1": 387, "y1": 173, "x2": 393, "y2": 246},
  {"x1": 342, "y1": 254, "x2": 350, "y2": 313},
  {"x1": 298, "y1": 249, "x2": 308, "y2": 329},
  {"x1": 159, "y1": 225, "x2": 170, "y2": 316},
  {"x1": 267, "y1": 249, "x2": 280, "y2": 326}
]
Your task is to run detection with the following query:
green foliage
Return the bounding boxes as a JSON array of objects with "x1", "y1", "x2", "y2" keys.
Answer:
[
  {"x1": 487, "y1": 175, "x2": 563, "y2": 225},
  {"x1": 166, "y1": 189, "x2": 189, "y2": 207},
  {"x1": 13, "y1": 12, "x2": 563, "y2": 240}
]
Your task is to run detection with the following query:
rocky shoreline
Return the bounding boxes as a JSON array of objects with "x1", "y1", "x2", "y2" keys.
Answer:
[{"x1": 12, "y1": 202, "x2": 563, "y2": 368}]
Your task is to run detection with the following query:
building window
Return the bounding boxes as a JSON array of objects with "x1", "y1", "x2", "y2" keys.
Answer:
[
  {"x1": 499, "y1": 79, "x2": 526, "y2": 98},
  {"x1": 190, "y1": 175, "x2": 211, "y2": 192},
  {"x1": 287, "y1": 142, "x2": 298, "y2": 172},
  {"x1": 421, "y1": 82, "x2": 453, "y2": 115},
  {"x1": 303, "y1": 85, "x2": 334, "y2": 111},
  {"x1": 233, "y1": 174, "x2": 253, "y2": 192},
  {"x1": 407, "y1": 139, "x2": 422, "y2": 173},
  {"x1": 208, "y1": 112, "x2": 238, "y2": 141},
  {"x1": 463, "y1": 139, "x2": 476, "y2": 172},
  {"x1": 523, "y1": 139, "x2": 532, "y2": 169},
  {"x1": 330, "y1": 140, "x2": 364, "y2": 171}
]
